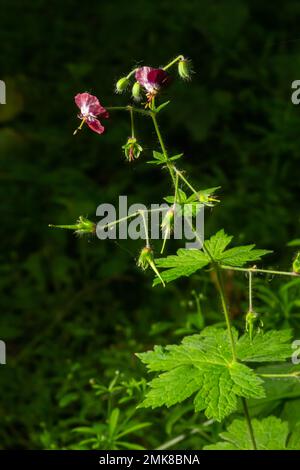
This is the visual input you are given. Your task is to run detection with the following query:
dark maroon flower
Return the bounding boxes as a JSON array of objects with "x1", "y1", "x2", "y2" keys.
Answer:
[
  {"x1": 74, "y1": 92, "x2": 109, "y2": 135},
  {"x1": 135, "y1": 67, "x2": 170, "y2": 99}
]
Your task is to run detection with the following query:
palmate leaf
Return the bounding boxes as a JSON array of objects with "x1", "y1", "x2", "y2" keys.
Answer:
[
  {"x1": 137, "y1": 327, "x2": 293, "y2": 421},
  {"x1": 153, "y1": 249, "x2": 209, "y2": 286},
  {"x1": 137, "y1": 328, "x2": 265, "y2": 421},
  {"x1": 237, "y1": 329, "x2": 293, "y2": 362},
  {"x1": 204, "y1": 417, "x2": 292, "y2": 450},
  {"x1": 153, "y1": 229, "x2": 271, "y2": 285},
  {"x1": 204, "y1": 229, "x2": 272, "y2": 265}
]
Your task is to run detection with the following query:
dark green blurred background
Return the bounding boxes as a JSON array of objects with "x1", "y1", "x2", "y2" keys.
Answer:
[{"x1": 1, "y1": 0, "x2": 300, "y2": 449}]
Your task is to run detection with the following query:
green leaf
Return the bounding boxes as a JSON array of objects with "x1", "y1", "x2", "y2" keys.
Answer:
[
  {"x1": 153, "y1": 249, "x2": 209, "y2": 286},
  {"x1": 287, "y1": 239, "x2": 300, "y2": 247},
  {"x1": 155, "y1": 100, "x2": 170, "y2": 113},
  {"x1": 137, "y1": 328, "x2": 265, "y2": 421},
  {"x1": 237, "y1": 329, "x2": 292, "y2": 362},
  {"x1": 164, "y1": 188, "x2": 188, "y2": 204},
  {"x1": 116, "y1": 422, "x2": 151, "y2": 439},
  {"x1": 204, "y1": 229, "x2": 233, "y2": 258},
  {"x1": 108, "y1": 408, "x2": 120, "y2": 439},
  {"x1": 169, "y1": 153, "x2": 183, "y2": 162},
  {"x1": 205, "y1": 229, "x2": 271, "y2": 266},
  {"x1": 204, "y1": 417, "x2": 290, "y2": 450},
  {"x1": 288, "y1": 423, "x2": 300, "y2": 449},
  {"x1": 58, "y1": 392, "x2": 79, "y2": 408},
  {"x1": 147, "y1": 150, "x2": 167, "y2": 165},
  {"x1": 153, "y1": 230, "x2": 271, "y2": 285},
  {"x1": 218, "y1": 245, "x2": 272, "y2": 267}
]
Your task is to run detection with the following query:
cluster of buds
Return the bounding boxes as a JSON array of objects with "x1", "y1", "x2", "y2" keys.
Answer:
[{"x1": 115, "y1": 56, "x2": 192, "y2": 106}]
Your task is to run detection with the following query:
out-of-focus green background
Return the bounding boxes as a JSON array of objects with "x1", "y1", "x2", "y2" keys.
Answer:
[{"x1": 1, "y1": 0, "x2": 300, "y2": 449}]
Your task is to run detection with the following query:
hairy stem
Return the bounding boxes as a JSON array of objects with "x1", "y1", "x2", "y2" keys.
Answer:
[
  {"x1": 213, "y1": 263, "x2": 237, "y2": 361},
  {"x1": 163, "y1": 54, "x2": 185, "y2": 71},
  {"x1": 151, "y1": 112, "x2": 177, "y2": 187},
  {"x1": 249, "y1": 270, "x2": 253, "y2": 312},
  {"x1": 221, "y1": 264, "x2": 299, "y2": 278}
]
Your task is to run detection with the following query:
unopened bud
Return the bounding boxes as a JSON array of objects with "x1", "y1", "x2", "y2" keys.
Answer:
[
  {"x1": 178, "y1": 58, "x2": 193, "y2": 81},
  {"x1": 132, "y1": 82, "x2": 142, "y2": 101},
  {"x1": 48, "y1": 216, "x2": 96, "y2": 236},
  {"x1": 137, "y1": 246, "x2": 165, "y2": 287},
  {"x1": 161, "y1": 207, "x2": 175, "y2": 254},
  {"x1": 115, "y1": 77, "x2": 130, "y2": 94},
  {"x1": 137, "y1": 246, "x2": 154, "y2": 271},
  {"x1": 245, "y1": 310, "x2": 262, "y2": 341},
  {"x1": 293, "y1": 252, "x2": 300, "y2": 274}
]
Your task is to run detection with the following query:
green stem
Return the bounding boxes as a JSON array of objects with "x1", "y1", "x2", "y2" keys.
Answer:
[
  {"x1": 130, "y1": 107, "x2": 135, "y2": 138},
  {"x1": 259, "y1": 372, "x2": 300, "y2": 379},
  {"x1": 163, "y1": 54, "x2": 184, "y2": 71},
  {"x1": 249, "y1": 270, "x2": 253, "y2": 312},
  {"x1": 214, "y1": 263, "x2": 237, "y2": 361},
  {"x1": 151, "y1": 112, "x2": 177, "y2": 187},
  {"x1": 106, "y1": 105, "x2": 150, "y2": 117},
  {"x1": 126, "y1": 68, "x2": 138, "y2": 79},
  {"x1": 140, "y1": 210, "x2": 150, "y2": 248},
  {"x1": 174, "y1": 167, "x2": 199, "y2": 198},
  {"x1": 241, "y1": 398, "x2": 257, "y2": 450},
  {"x1": 220, "y1": 265, "x2": 299, "y2": 278}
]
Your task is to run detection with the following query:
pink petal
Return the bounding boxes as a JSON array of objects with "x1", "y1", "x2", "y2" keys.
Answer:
[
  {"x1": 135, "y1": 67, "x2": 154, "y2": 92},
  {"x1": 135, "y1": 67, "x2": 170, "y2": 92},
  {"x1": 147, "y1": 68, "x2": 170, "y2": 89},
  {"x1": 74, "y1": 92, "x2": 107, "y2": 117},
  {"x1": 86, "y1": 118, "x2": 105, "y2": 134}
]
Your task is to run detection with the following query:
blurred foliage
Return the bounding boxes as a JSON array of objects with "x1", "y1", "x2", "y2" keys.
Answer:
[{"x1": 1, "y1": 0, "x2": 300, "y2": 449}]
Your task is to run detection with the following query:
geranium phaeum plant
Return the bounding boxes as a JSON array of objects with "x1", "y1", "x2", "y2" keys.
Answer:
[{"x1": 50, "y1": 54, "x2": 300, "y2": 451}]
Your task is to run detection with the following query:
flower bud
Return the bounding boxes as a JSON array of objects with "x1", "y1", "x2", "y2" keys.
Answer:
[
  {"x1": 293, "y1": 252, "x2": 300, "y2": 274},
  {"x1": 137, "y1": 246, "x2": 154, "y2": 271},
  {"x1": 137, "y1": 246, "x2": 165, "y2": 287},
  {"x1": 115, "y1": 77, "x2": 130, "y2": 94},
  {"x1": 161, "y1": 207, "x2": 175, "y2": 254},
  {"x1": 122, "y1": 137, "x2": 143, "y2": 162},
  {"x1": 48, "y1": 216, "x2": 96, "y2": 236},
  {"x1": 161, "y1": 207, "x2": 175, "y2": 231},
  {"x1": 178, "y1": 58, "x2": 193, "y2": 81},
  {"x1": 132, "y1": 81, "x2": 142, "y2": 101},
  {"x1": 245, "y1": 310, "x2": 263, "y2": 341}
]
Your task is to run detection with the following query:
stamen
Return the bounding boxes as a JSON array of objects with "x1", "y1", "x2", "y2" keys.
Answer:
[{"x1": 73, "y1": 118, "x2": 86, "y2": 135}]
